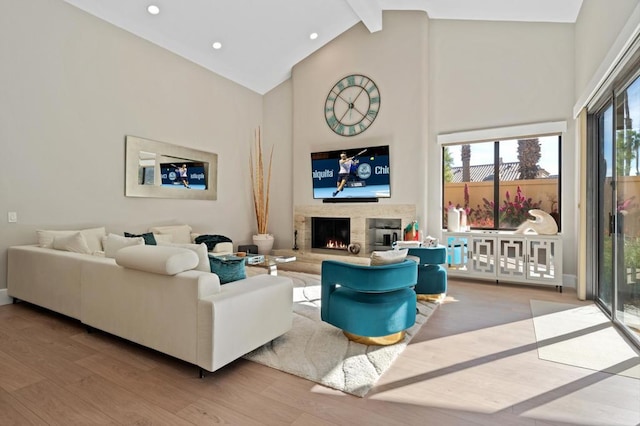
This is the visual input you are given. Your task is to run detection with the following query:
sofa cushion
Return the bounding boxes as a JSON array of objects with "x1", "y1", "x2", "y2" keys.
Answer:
[
  {"x1": 102, "y1": 233, "x2": 145, "y2": 258},
  {"x1": 158, "y1": 242, "x2": 210, "y2": 272},
  {"x1": 124, "y1": 232, "x2": 157, "y2": 245},
  {"x1": 208, "y1": 256, "x2": 246, "y2": 284},
  {"x1": 37, "y1": 227, "x2": 106, "y2": 253},
  {"x1": 370, "y1": 249, "x2": 408, "y2": 266},
  {"x1": 148, "y1": 224, "x2": 193, "y2": 244},
  {"x1": 52, "y1": 232, "x2": 92, "y2": 254},
  {"x1": 115, "y1": 245, "x2": 199, "y2": 275}
]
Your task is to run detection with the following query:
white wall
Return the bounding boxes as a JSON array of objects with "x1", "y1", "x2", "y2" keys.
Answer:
[
  {"x1": 0, "y1": 0, "x2": 265, "y2": 289},
  {"x1": 574, "y1": 0, "x2": 640, "y2": 99},
  {"x1": 291, "y1": 11, "x2": 429, "y2": 221},
  {"x1": 427, "y1": 20, "x2": 577, "y2": 277},
  {"x1": 263, "y1": 80, "x2": 294, "y2": 249}
]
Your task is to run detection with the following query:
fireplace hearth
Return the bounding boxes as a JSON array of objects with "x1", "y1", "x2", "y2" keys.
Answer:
[{"x1": 312, "y1": 217, "x2": 350, "y2": 251}]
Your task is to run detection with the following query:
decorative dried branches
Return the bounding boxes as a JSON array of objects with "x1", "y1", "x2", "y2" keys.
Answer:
[{"x1": 250, "y1": 127, "x2": 273, "y2": 234}]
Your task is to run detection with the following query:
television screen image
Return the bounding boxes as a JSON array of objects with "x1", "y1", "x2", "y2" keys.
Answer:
[
  {"x1": 160, "y1": 162, "x2": 207, "y2": 190},
  {"x1": 311, "y1": 145, "x2": 390, "y2": 199}
]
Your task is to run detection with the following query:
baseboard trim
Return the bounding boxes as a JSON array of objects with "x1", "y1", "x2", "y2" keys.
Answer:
[
  {"x1": 562, "y1": 274, "x2": 577, "y2": 289},
  {"x1": 0, "y1": 289, "x2": 12, "y2": 306}
]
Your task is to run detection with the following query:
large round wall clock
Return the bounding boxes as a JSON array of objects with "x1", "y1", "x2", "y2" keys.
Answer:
[{"x1": 324, "y1": 74, "x2": 380, "y2": 137}]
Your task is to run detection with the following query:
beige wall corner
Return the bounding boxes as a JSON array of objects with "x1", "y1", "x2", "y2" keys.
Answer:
[{"x1": 577, "y1": 108, "x2": 588, "y2": 300}]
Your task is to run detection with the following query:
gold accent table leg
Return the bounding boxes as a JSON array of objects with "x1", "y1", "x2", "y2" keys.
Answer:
[
  {"x1": 417, "y1": 293, "x2": 445, "y2": 302},
  {"x1": 343, "y1": 330, "x2": 406, "y2": 346}
]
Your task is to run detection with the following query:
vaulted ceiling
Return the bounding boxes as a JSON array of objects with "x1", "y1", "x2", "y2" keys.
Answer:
[{"x1": 63, "y1": 0, "x2": 583, "y2": 94}]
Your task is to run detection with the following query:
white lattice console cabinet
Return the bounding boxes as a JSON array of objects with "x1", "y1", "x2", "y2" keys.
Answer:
[{"x1": 443, "y1": 231, "x2": 563, "y2": 291}]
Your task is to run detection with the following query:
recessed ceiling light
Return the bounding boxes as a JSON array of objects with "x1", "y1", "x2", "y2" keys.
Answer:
[
  {"x1": 309, "y1": 32, "x2": 318, "y2": 40},
  {"x1": 212, "y1": 42, "x2": 222, "y2": 50},
  {"x1": 147, "y1": 5, "x2": 160, "y2": 15}
]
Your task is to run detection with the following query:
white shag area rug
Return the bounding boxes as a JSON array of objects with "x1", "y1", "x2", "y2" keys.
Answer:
[{"x1": 243, "y1": 269, "x2": 441, "y2": 397}]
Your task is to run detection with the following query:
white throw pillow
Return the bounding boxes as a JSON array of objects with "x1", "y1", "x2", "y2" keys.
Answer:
[
  {"x1": 37, "y1": 227, "x2": 106, "y2": 253},
  {"x1": 158, "y1": 242, "x2": 210, "y2": 272},
  {"x1": 52, "y1": 232, "x2": 92, "y2": 254},
  {"x1": 37, "y1": 230, "x2": 74, "y2": 248},
  {"x1": 148, "y1": 224, "x2": 193, "y2": 244},
  {"x1": 115, "y1": 245, "x2": 199, "y2": 275},
  {"x1": 153, "y1": 233, "x2": 174, "y2": 244},
  {"x1": 80, "y1": 227, "x2": 107, "y2": 252},
  {"x1": 102, "y1": 233, "x2": 144, "y2": 258},
  {"x1": 370, "y1": 249, "x2": 408, "y2": 266},
  {"x1": 393, "y1": 241, "x2": 422, "y2": 249}
]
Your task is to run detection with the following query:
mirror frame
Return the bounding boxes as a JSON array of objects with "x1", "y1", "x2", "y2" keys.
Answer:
[{"x1": 125, "y1": 135, "x2": 218, "y2": 200}]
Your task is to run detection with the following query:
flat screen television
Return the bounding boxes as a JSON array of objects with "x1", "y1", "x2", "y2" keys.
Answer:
[
  {"x1": 311, "y1": 145, "x2": 390, "y2": 200},
  {"x1": 159, "y1": 161, "x2": 207, "y2": 190}
]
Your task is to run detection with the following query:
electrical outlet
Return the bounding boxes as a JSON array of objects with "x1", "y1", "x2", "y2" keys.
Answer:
[{"x1": 8, "y1": 212, "x2": 17, "y2": 223}]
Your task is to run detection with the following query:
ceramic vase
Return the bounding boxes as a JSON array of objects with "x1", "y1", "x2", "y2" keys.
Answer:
[
  {"x1": 252, "y1": 233, "x2": 274, "y2": 254},
  {"x1": 459, "y1": 208, "x2": 468, "y2": 230},
  {"x1": 447, "y1": 208, "x2": 460, "y2": 232}
]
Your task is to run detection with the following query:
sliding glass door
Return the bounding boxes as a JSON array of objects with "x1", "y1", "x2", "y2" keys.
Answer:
[
  {"x1": 595, "y1": 75, "x2": 640, "y2": 343},
  {"x1": 597, "y1": 103, "x2": 614, "y2": 313}
]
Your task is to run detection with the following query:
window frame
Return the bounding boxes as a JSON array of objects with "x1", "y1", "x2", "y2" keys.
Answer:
[{"x1": 439, "y1": 123, "x2": 564, "y2": 232}]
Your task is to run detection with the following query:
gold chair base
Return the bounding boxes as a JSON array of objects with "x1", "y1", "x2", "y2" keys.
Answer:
[
  {"x1": 343, "y1": 330, "x2": 406, "y2": 346},
  {"x1": 417, "y1": 293, "x2": 445, "y2": 302}
]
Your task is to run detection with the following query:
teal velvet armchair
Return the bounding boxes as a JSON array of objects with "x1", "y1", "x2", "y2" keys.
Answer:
[
  {"x1": 407, "y1": 246, "x2": 447, "y2": 300},
  {"x1": 320, "y1": 259, "x2": 418, "y2": 345}
]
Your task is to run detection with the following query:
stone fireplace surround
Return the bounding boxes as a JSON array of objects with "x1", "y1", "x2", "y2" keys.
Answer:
[
  {"x1": 296, "y1": 203, "x2": 416, "y2": 252},
  {"x1": 272, "y1": 204, "x2": 417, "y2": 274}
]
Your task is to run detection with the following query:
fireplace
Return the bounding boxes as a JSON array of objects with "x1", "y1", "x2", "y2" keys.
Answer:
[
  {"x1": 312, "y1": 217, "x2": 350, "y2": 250},
  {"x1": 295, "y1": 204, "x2": 416, "y2": 254}
]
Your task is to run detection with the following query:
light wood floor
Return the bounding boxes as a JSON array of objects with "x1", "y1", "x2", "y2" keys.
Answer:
[{"x1": 1, "y1": 279, "x2": 639, "y2": 425}]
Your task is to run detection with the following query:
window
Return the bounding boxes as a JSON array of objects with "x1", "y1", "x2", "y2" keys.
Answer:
[{"x1": 442, "y1": 135, "x2": 561, "y2": 231}]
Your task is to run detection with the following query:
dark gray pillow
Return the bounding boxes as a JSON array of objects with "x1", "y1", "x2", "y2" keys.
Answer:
[{"x1": 124, "y1": 232, "x2": 157, "y2": 245}]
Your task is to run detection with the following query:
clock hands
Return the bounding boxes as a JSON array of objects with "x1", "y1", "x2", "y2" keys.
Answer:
[
  {"x1": 337, "y1": 103, "x2": 365, "y2": 124},
  {"x1": 336, "y1": 86, "x2": 368, "y2": 124},
  {"x1": 348, "y1": 87, "x2": 368, "y2": 118}
]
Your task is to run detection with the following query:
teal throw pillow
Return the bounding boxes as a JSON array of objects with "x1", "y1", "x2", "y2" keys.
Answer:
[
  {"x1": 209, "y1": 256, "x2": 246, "y2": 284},
  {"x1": 124, "y1": 232, "x2": 157, "y2": 245}
]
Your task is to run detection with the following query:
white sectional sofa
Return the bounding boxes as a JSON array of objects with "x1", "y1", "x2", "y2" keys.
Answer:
[{"x1": 7, "y1": 244, "x2": 293, "y2": 376}]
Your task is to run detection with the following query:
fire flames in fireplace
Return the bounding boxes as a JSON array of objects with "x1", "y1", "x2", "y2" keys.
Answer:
[
  {"x1": 311, "y1": 217, "x2": 350, "y2": 251},
  {"x1": 325, "y1": 239, "x2": 348, "y2": 250}
]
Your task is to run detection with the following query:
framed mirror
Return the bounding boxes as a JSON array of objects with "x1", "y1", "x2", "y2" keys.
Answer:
[{"x1": 125, "y1": 135, "x2": 218, "y2": 200}]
